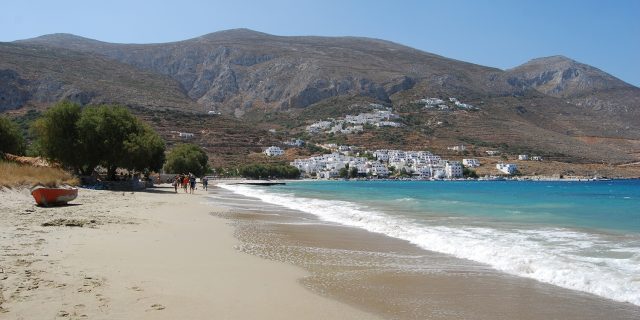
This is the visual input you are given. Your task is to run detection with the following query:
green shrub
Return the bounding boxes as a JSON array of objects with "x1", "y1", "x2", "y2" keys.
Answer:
[
  {"x1": 0, "y1": 116, "x2": 26, "y2": 155},
  {"x1": 164, "y1": 143, "x2": 210, "y2": 176},
  {"x1": 238, "y1": 164, "x2": 300, "y2": 179}
]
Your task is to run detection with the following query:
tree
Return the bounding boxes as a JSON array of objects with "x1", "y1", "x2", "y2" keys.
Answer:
[
  {"x1": 338, "y1": 167, "x2": 348, "y2": 178},
  {"x1": 77, "y1": 105, "x2": 138, "y2": 178},
  {"x1": 238, "y1": 164, "x2": 300, "y2": 179},
  {"x1": 399, "y1": 168, "x2": 411, "y2": 178},
  {"x1": 349, "y1": 167, "x2": 359, "y2": 179},
  {"x1": 122, "y1": 123, "x2": 165, "y2": 174},
  {"x1": 339, "y1": 163, "x2": 349, "y2": 178},
  {"x1": 33, "y1": 102, "x2": 166, "y2": 178},
  {"x1": 463, "y1": 167, "x2": 478, "y2": 178},
  {"x1": 31, "y1": 101, "x2": 82, "y2": 169},
  {"x1": 0, "y1": 116, "x2": 26, "y2": 156},
  {"x1": 163, "y1": 143, "x2": 210, "y2": 177},
  {"x1": 76, "y1": 105, "x2": 165, "y2": 179}
]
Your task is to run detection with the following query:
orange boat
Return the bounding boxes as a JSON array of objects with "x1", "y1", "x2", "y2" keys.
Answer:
[{"x1": 31, "y1": 186, "x2": 78, "y2": 206}]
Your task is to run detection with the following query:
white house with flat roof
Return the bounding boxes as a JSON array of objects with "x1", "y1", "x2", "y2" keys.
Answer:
[
  {"x1": 367, "y1": 162, "x2": 389, "y2": 177},
  {"x1": 178, "y1": 132, "x2": 194, "y2": 139},
  {"x1": 413, "y1": 166, "x2": 432, "y2": 179},
  {"x1": 284, "y1": 139, "x2": 305, "y2": 147},
  {"x1": 447, "y1": 145, "x2": 466, "y2": 152},
  {"x1": 463, "y1": 159, "x2": 480, "y2": 167},
  {"x1": 264, "y1": 146, "x2": 284, "y2": 157},
  {"x1": 496, "y1": 163, "x2": 518, "y2": 175},
  {"x1": 518, "y1": 154, "x2": 529, "y2": 160},
  {"x1": 445, "y1": 161, "x2": 463, "y2": 178}
]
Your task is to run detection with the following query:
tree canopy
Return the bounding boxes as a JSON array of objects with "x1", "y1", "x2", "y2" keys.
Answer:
[
  {"x1": 0, "y1": 116, "x2": 26, "y2": 156},
  {"x1": 163, "y1": 143, "x2": 210, "y2": 177},
  {"x1": 32, "y1": 101, "x2": 83, "y2": 170},
  {"x1": 32, "y1": 101, "x2": 165, "y2": 179},
  {"x1": 238, "y1": 164, "x2": 300, "y2": 179}
]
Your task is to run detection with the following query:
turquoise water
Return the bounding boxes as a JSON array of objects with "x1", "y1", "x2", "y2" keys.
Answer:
[
  {"x1": 275, "y1": 180, "x2": 640, "y2": 233},
  {"x1": 221, "y1": 179, "x2": 640, "y2": 305}
]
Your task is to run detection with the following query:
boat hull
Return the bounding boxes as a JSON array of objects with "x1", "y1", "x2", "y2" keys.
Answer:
[{"x1": 31, "y1": 187, "x2": 78, "y2": 206}]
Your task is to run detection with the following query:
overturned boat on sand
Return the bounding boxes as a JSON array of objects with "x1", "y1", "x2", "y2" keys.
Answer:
[{"x1": 31, "y1": 186, "x2": 78, "y2": 206}]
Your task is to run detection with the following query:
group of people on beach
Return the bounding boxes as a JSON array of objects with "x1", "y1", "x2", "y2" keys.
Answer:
[{"x1": 172, "y1": 173, "x2": 207, "y2": 194}]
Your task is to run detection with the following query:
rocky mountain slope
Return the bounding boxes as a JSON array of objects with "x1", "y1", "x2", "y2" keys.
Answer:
[
  {"x1": 2, "y1": 29, "x2": 639, "y2": 165},
  {"x1": 0, "y1": 42, "x2": 197, "y2": 112},
  {"x1": 504, "y1": 55, "x2": 640, "y2": 125},
  {"x1": 17, "y1": 29, "x2": 522, "y2": 114}
]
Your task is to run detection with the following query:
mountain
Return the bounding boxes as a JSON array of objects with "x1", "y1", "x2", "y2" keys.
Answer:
[
  {"x1": 16, "y1": 29, "x2": 521, "y2": 114},
  {"x1": 505, "y1": 55, "x2": 633, "y2": 97},
  {"x1": 3, "y1": 29, "x2": 639, "y2": 166},
  {"x1": 505, "y1": 55, "x2": 640, "y2": 120},
  {"x1": 0, "y1": 42, "x2": 197, "y2": 112}
]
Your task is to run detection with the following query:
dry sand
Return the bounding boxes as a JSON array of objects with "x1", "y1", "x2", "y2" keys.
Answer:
[{"x1": 0, "y1": 186, "x2": 379, "y2": 319}]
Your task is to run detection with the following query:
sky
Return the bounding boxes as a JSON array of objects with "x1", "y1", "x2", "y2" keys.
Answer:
[{"x1": 2, "y1": 0, "x2": 639, "y2": 86}]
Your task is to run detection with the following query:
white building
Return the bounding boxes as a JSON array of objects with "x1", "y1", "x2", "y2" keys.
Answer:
[
  {"x1": 373, "y1": 150, "x2": 390, "y2": 162},
  {"x1": 420, "y1": 97, "x2": 445, "y2": 107},
  {"x1": 413, "y1": 166, "x2": 432, "y2": 179},
  {"x1": 178, "y1": 132, "x2": 194, "y2": 139},
  {"x1": 532, "y1": 156, "x2": 543, "y2": 161},
  {"x1": 462, "y1": 159, "x2": 481, "y2": 167},
  {"x1": 375, "y1": 121, "x2": 403, "y2": 127},
  {"x1": 284, "y1": 139, "x2": 305, "y2": 147},
  {"x1": 445, "y1": 161, "x2": 463, "y2": 178},
  {"x1": 496, "y1": 163, "x2": 518, "y2": 175},
  {"x1": 264, "y1": 146, "x2": 284, "y2": 157},
  {"x1": 306, "y1": 121, "x2": 333, "y2": 133},
  {"x1": 367, "y1": 162, "x2": 389, "y2": 177},
  {"x1": 447, "y1": 145, "x2": 466, "y2": 152},
  {"x1": 318, "y1": 170, "x2": 339, "y2": 179},
  {"x1": 431, "y1": 167, "x2": 446, "y2": 180},
  {"x1": 518, "y1": 154, "x2": 529, "y2": 161},
  {"x1": 486, "y1": 150, "x2": 500, "y2": 156}
]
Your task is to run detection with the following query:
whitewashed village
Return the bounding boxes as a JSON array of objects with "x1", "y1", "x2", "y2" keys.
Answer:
[
  {"x1": 305, "y1": 104, "x2": 403, "y2": 135},
  {"x1": 256, "y1": 99, "x2": 548, "y2": 180},
  {"x1": 281, "y1": 146, "x2": 539, "y2": 180}
]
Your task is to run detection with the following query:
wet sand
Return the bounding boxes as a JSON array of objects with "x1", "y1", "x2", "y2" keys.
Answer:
[{"x1": 212, "y1": 186, "x2": 640, "y2": 320}]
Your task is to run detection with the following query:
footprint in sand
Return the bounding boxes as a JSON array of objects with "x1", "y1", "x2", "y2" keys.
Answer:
[
  {"x1": 56, "y1": 310, "x2": 69, "y2": 317},
  {"x1": 148, "y1": 303, "x2": 166, "y2": 311}
]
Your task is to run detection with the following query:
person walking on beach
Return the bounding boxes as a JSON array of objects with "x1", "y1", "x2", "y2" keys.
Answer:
[
  {"x1": 182, "y1": 175, "x2": 189, "y2": 193},
  {"x1": 202, "y1": 176, "x2": 208, "y2": 191},
  {"x1": 173, "y1": 175, "x2": 180, "y2": 193},
  {"x1": 189, "y1": 174, "x2": 196, "y2": 194}
]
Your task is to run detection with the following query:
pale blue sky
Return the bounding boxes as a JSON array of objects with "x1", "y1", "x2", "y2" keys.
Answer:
[{"x1": 2, "y1": 0, "x2": 639, "y2": 86}]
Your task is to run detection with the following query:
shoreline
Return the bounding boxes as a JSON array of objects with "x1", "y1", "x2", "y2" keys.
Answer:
[
  {"x1": 2, "y1": 182, "x2": 638, "y2": 319},
  {"x1": 0, "y1": 186, "x2": 378, "y2": 319},
  {"x1": 213, "y1": 182, "x2": 640, "y2": 319},
  {"x1": 210, "y1": 176, "x2": 640, "y2": 185}
]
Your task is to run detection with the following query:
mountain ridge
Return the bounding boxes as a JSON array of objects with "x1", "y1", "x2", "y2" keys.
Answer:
[{"x1": 3, "y1": 29, "x2": 640, "y2": 165}]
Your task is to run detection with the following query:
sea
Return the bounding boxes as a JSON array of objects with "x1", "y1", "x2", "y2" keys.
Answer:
[{"x1": 217, "y1": 179, "x2": 640, "y2": 307}]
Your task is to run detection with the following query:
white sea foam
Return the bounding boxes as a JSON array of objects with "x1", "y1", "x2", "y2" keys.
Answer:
[{"x1": 219, "y1": 184, "x2": 640, "y2": 306}]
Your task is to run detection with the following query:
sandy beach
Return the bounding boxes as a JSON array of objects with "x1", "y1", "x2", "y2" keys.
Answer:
[
  {"x1": 2, "y1": 183, "x2": 639, "y2": 320},
  {"x1": 0, "y1": 185, "x2": 379, "y2": 319}
]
